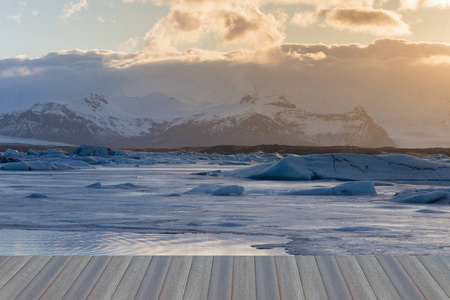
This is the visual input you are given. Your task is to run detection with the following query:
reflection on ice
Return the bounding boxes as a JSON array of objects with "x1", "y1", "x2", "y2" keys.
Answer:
[{"x1": 0, "y1": 229, "x2": 289, "y2": 256}]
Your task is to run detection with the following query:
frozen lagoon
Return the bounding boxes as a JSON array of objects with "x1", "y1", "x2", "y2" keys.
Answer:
[{"x1": 0, "y1": 146, "x2": 449, "y2": 255}]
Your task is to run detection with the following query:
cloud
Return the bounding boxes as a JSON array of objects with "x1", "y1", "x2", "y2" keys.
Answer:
[
  {"x1": 0, "y1": 66, "x2": 43, "y2": 78},
  {"x1": 144, "y1": 3, "x2": 285, "y2": 52},
  {"x1": 1, "y1": 39, "x2": 450, "y2": 145},
  {"x1": 60, "y1": 0, "x2": 88, "y2": 20},
  {"x1": 323, "y1": 8, "x2": 410, "y2": 36},
  {"x1": 7, "y1": 14, "x2": 22, "y2": 24},
  {"x1": 290, "y1": 11, "x2": 318, "y2": 27},
  {"x1": 119, "y1": 37, "x2": 141, "y2": 52},
  {"x1": 32, "y1": 11, "x2": 39, "y2": 16},
  {"x1": 130, "y1": 0, "x2": 375, "y2": 7},
  {"x1": 96, "y1": 16, "x2": 105, "y2": 23},
  {"x1": 399, "y1": 0, "x2": 450, "y2": 9}
]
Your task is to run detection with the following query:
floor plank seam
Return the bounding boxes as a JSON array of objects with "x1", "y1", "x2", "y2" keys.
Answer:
[
  {"x1": 314, "y1": 256, "x2": 331, "y2": 300},
  {"x1": 416, "y1": 256, "x2": 450, "y2": 299},
  {"x1": 33, "y1": 256, "x2": 72, "y2": 300},
  {"x1": 374, "y1": 256, "x2": 406, "y2": 299}
]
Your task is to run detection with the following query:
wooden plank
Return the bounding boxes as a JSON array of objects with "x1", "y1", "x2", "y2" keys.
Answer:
[
  {"x1": 376, "y1": 256, "x2": 426, "y2": 300},
  {"x1": 255, "y1": 256, "x2": 280, "y2": 300},
  {"x1": 0, "y1": 257, "x2": 10, "y2": 269},
  {"x1": 275, "y1": 256, "x2": 304, "y2": 300},
  {"x1": 0, "y1": 256, "x2": 52, "y2": 299},
  {"x1": 232, "y1": 256, "x2": 256, "y2": 300},
  {"x1": 86, "y1": 256, "x2": 133, "y2": 300},
  {"x1": 397, "y1": 256, "x2": 448, "y2": 300},
  {"x1": 159, "y1": 256, "x2": 193, "y2": 300},
  {"x1": 355, "y1": 256, "x2": 401, "y2": 300},
  {"x1": 439, "y1": 256, "x2": 450, "y2": 270},
  {"x1": 0, "y1": 256, "x2": 32, "y2": 290},
  {"x1": 111, "y1": 256, "x2": 152, "y2": 300},
  {"x1": 208, "y1": 256, "x2": 233, "y2": 300},
  {"x1": 16, "y1": 256, "x2": 71, "y2": 300},
  {"x1": 335, "y1": 256, "x2": 376, "y2": 300},
  {"x1": 63, "y1": 256, "x2": 111, "y2": 300},
  {"x1": 40, "y1": 256, "x2": 92, "y2": 300},
  {"x1": 417, "y1": 256, "x2": 450, "y2": 297},
  {"x1": 295, "y1": 256, "x2": 328, "y2": 300},
  {"x1": 315, "y1": 256, "x2": 352, "y2": 300},
  {"x1": 135, "y1": 256, "x2": 172, "y2": 300},
  {"x1": 183, "y1": 256, "x2": 213, "y2": 300}
]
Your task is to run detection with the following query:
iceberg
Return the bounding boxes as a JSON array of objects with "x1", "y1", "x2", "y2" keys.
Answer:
[
  {"x1": 223, "y1": 153, "x2": 450, "y2": 181},
  {"x1": 69, "y1": 145, "x2": 128, "y2": 157}
]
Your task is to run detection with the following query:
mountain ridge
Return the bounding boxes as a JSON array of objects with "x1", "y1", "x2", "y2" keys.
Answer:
[{"x1": 0, "y1": 93, "x2": 395, "y2": 147}]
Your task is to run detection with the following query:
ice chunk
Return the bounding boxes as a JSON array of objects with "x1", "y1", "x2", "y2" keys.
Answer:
[
  {"x1": 69, "y1": 145, "x2": 127, "y2": 157},
  {"x1": 25, "y1": 193, "x2": 48, "y2": 198},
  {"x1": 392, "y1": 191, "x2": 448, "y2": 204},
  {"x1": 0, "y1": 156, "x2": 20, "y2": 163},
  {"x1": 212, "y1": 185, "x2": 245, "y2": 196},
  {"x1": 86, "y1": 182, "x2": 102, "y2": 189},
  {"x1": 331, "y1": 182, "x2": 377, "y2": 195},
  {"x1": 1, "y1": 161, "x2": 55, "y2": 170},
  {"x1": 225, "y1": 155, "x2": 313, "y2": 180},
  {"x1": 85, "y1": 182, "x2": 141, "y2": 190},
  {"x1": 111, "y1": 183, "x2": 139, "y2": 190},
  {"x1": 185, "y1": 184, "x2": 222, "y2": 194},
  {"x1": 3, "y1": 149, "x2": 20, "y2": 157},
  {"x1": 286, "y1": 181, "x2": 376, "y2": 196}
]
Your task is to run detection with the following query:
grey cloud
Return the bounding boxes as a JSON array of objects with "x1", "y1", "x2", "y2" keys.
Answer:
[
  {"x1": 170, "y1": 10, "x2": 202, "y2": 31},
  {"x1": 323, "y1": 8, "x2": 410, "y2": 35},
  {"x1": 223, "y1": 11, "x2": 259, "y2": 41}
]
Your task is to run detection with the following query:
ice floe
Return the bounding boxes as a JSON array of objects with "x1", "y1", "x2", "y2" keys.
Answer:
[
  {"x1": 212, "y1": 185, "x2": 245, "y2": 196},
  {"x1": 392, "y1": 190, "x2": 449, "y2": 204},
  {"x1": 25, "y1": 193, "x2": 48, "y2": 199},
  {"x1": 69, "y1": 145, "x2": 128, "y2": 157},
  {"x1": 1, "y1": 160, "x2": 89, "y2": 171},
  {"x1": 222, "y1": 154, "x2": 450, "y2": 181},
  {"x1": 286, "y1": 181, "x2": 376, "y2": 196},
  {"x1": 185, "y1": 184, "x2": 245, "y2": 196}
]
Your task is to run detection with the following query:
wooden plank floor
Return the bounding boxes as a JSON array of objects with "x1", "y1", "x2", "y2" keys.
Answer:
[{"x1": 0, "y1": 256, "x2": 448, "y2": 300}]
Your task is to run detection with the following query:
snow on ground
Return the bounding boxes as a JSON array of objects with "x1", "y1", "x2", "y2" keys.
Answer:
[{"x1": 0, "y1": 145, "x2": 449, "y2": 255}]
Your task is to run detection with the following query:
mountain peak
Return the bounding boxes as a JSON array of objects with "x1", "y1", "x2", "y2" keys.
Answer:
[
  {"x1": 240, "y1": 94, "x2": 258, "y2": 105},
  {"x1": 239, "y1": 94, "x2": 297, "y2": 109},
  {"x1": 352, "y1": 106, "x2": 369, "y2": 116},
  {"x1": 82, "y1": 93, "x2": 108, "y2": 110}
]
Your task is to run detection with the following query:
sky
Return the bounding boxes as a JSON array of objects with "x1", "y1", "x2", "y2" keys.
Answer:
[
  {"x1": 1, "y1": 0, "x2": 450, "y2": 58},
  {"x1": 1, "y1": 0, "x2": 450, "y2": 146}
]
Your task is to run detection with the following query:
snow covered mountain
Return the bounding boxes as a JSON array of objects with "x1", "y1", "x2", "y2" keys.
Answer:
[
  {"x1": 152, "y1": 95, "x2": 395, "y2": 147},
  {"x1": 0, "y1": 93, "x2": 395, "y2": 147}
]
